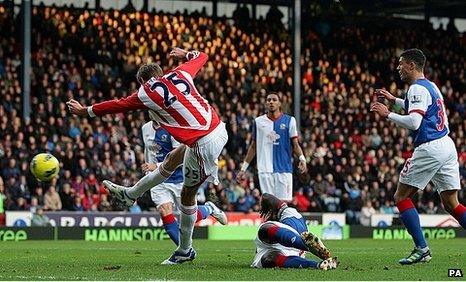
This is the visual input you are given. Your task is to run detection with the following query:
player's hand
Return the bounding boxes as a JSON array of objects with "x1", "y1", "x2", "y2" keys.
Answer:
[
  {"x1": 370, "y1": 102, "x2": 390, "y2": 118},
  {"x1": 236, "y1": 171, "x2": 247, "y2": 183},
  {"x1": 298, "y1": 160, "x2": 307, "y2": 174},
  {"x1": 169, "y1": 47, "x2": 188, "y2": 59},
  {"x1": 141, "y1": 163, "x2": 157, "y2": 173},
  {"x1": 375, "y1": 89, "x2": 396, "y2": 102},
  {"x1": 66, "y1": 99, "x2": 88, "y2": 116}
]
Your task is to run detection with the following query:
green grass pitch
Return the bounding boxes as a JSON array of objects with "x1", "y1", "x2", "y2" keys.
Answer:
[{"x1": 0, "y1": 239, "x2": 464, "y2": 280}]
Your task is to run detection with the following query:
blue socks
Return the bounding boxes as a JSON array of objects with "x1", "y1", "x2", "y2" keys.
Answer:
[
  {"x1": 161, "y1": 214, "x2": 179, "y2": 246},
  {"x1": 276, "y1": 254, "x2": 319, "y2": 268},
  {"x1": 267, "y1": 225, "x2": 308, "y2": 251},
  {"x1": 196, "y1": 205, "x2": 213, "y2": 221},
  {"x1": 452, "y1": 204, "x2": 466, "y2": 229},
  {"x1": 397, "y1": 198, "x2": 427, "y2": 248}
]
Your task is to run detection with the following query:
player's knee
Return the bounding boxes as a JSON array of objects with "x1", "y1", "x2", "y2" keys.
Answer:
[
  {"x1": 158, "y1": 203, "x2": 173, "y2": 216},
  {"x1": 258, "y1": 222, "x2": 277, "y2": 244},
  {"x1": 163, "y1": 147, "x2": 185, "y2": 172},
  {"x1": 260, "y1": 251, "x2": 281, "y2": 268}
]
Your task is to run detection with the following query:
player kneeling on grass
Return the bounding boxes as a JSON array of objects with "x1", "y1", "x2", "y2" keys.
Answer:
[
  {"x1": 252, "y1": 193, "x2": 339, "y2": 270},
  {"x1": 141, "y1": 112, "x2": 227, "y2": 248}
]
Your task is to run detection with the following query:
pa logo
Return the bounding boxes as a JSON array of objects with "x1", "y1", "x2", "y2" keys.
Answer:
[{"x1": 448, "y1": 269, "x2": 463, "y2": 278}]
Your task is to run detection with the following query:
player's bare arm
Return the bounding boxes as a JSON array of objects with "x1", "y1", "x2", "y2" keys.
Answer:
[
  {"x1": 236, "y1": 140, "x2": 256, "y2": 183},
  {"x1": 291, "y1": 138, "x2": 307, "y2": 174}
]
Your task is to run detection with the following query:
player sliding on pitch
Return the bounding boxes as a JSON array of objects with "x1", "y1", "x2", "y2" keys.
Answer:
[
  {"x1": 252, "y1": 193, "x2": 338, "y2": 270},
  {"x1": 371, "y1": 48, "x2": 466, "y2": 265},
  {"x1": 68, "y1": 48, "x2": 228, "y2": 264}
]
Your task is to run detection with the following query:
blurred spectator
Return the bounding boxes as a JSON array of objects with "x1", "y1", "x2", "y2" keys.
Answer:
[
  {"x1": 292, "y1": 188, "x2": 310, "y2": 212},
  {"x1": 98, "y1": 194, "x2": 112, "y2": 211},
  {"x1": 425, "y1": 200, "x2": 439, "y2": 214},
  {"x1": 31, "y1": 206, "x2": 52, "y2": 226},
  {"x1": 59, "y1": 183, "x2": 75, "y2": 211},
  {"x1": 73, "y1": 197, "x2": 84, "y2": 212},
  {"x1": 360, "y1": 200, "x2": 376, "y2": 226},
  {"x1": 380, "y1": 200, "x2": 395, "y2": 214},
  {"x1": 82, "y1": 189, "x2": 99, "y2": 211},
  {"x1": 44, "y1": 186, "x2": 62, "y2": 211},
  {"x1": 29, "y1": 197, "x2": 39, "y2": 213},
  {"x1": 10, "y1": 197, "x2": 28, "y2": 211}
]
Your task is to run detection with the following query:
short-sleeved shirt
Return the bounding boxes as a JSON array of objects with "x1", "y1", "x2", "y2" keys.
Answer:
[
  {"x1": 142, "y1": 121, "x2": 183, "y2": 184},
  {"x1": 252, "y1": 113, "x2": 298, "y2": 173},
  {"x1": 404, "y1": 78, "x2": 449, "y2": 147}
]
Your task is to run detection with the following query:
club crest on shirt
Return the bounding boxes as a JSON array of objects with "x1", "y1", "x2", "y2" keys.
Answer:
[
  {"x1": 280, "y1": 123, "x2": 286, "y2": 130},
  {"x1": 161, "y1": 134, "x2": 168, "y2": 142},
  {"x1": 267, "y1": 131, "x2": 280, "y2": 144},
  {"x1": 411, "y1": 95, "x2": 421, "y2": 104},
  {"x1": 149, "y1": 141, "x2": 162, "y2": 156}
]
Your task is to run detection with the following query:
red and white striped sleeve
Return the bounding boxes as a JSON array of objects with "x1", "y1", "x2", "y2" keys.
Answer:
[
  {"x1": 88, "y1": 91, "x2": 147, "y2": 117},
  {"x1": 175, "y1": 51, "x2": 208, "y2": 78}
]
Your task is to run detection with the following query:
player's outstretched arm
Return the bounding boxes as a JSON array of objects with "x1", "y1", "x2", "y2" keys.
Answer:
[
  {"x1": 236, "y1": 140, "x2": 256, "y2": 183},
  {"x1": 68, "y1": 92, "x2": 146, "y2": 118}
]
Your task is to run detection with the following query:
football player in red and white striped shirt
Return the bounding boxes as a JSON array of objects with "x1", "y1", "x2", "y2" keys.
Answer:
[{"x1": 67, "y1": 48, "x2": 228, "y2": 264}]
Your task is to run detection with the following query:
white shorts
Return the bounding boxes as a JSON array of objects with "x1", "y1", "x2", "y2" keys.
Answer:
[
  {"x1": 251, "y1": 221, "x2": 304, "y2": 268},
  {"x1": 183, "y1": 122, "x2": 228, "y2": 187},
  {"x1": 258, "y1": 172, "x2": 293, "y2": 201},
  {"x1": 150, "y1": 182, "x2": 182, "y2": 209},
  {"x1": 399, "y1": 135, "x2": 460, "y2": 193}
]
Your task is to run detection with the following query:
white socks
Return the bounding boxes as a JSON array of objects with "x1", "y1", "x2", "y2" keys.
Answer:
[
  {"x1": 126, "y1": 167, "x2": 169, "y2": 199},
  {"x1": 177, "y1": 204, "x2": 198, "y2": 253}
]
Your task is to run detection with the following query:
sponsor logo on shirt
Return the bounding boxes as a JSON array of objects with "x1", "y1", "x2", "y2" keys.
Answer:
[
  {"x1": 411, "y1": 95, "x2": 421, "y2": 104},
  {"x1": 267, "y1": 131, "x2": 280, "y2": 145}
]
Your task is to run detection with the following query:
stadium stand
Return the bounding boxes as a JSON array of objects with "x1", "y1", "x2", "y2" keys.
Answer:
[{"x1": 0, "y1": 4, "x2": 464, "y2": 225}]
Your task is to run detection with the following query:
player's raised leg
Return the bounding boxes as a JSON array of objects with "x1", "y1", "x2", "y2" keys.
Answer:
[
  {"x1": 259, "y1": 222, "x2": 331, "y2": 259},
  {"x1": 440, "y1": 190, "x2": 466, "y2": 229},
  {"x1": 103, "y1": 145, "x2": 186, "y2": 207},
  {"x1": 395, "y1": 182, "x2": 431, "y2": 265}
]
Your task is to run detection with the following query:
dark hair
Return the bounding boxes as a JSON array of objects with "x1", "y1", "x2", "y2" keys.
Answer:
[
  {"x1": 259, "y1": 193, "x2": 286, "y2": 221},
  {"x1": 267, "y1": 92, "x2": 282, "y2": 100},
  {"x1": 136, "y1": 63, "x2": 163, "y2": 84},
  {"x1": 400, "y1": 48, "x2": 426, "y2": 71}
]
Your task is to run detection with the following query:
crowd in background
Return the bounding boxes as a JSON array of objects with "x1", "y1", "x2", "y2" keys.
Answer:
[{"x1": 0, "y1": 3, "x2": 465, "y2": 225}]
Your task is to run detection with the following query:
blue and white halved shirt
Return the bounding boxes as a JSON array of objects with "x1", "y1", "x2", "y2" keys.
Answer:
[{"x1": 252, "y1": 113, "x2": 298, "y2": 173}]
